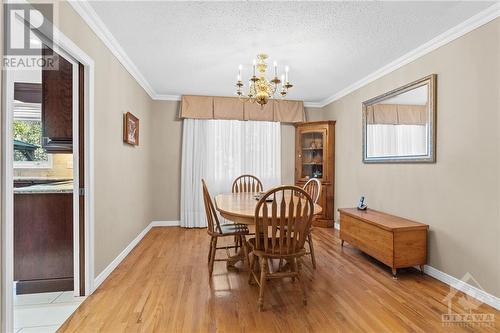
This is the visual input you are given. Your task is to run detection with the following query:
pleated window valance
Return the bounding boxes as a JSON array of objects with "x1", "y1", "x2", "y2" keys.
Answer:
[
  {"x1": 180, "y1": 95, "x2": 305, "y2": 123},
  {"x1": 366, "y1": 104, "x2": 428, "y2": 125}
]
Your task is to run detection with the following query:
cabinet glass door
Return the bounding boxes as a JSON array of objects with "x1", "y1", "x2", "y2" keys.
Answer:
[{"x1": 299, "y1": 130, "x2": 326, "y2": 180}]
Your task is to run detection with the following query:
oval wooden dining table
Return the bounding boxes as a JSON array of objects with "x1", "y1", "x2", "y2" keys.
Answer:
[
  {"x1": 215, "y1": 192, "x2": 323, "y2": 225},
  {"x1": 214, "y1": 192, "x2": 322, "y2": 268}
]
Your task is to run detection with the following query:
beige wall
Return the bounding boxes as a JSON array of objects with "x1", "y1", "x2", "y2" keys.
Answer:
[
  {"x1": 54, "y1": 2, "x2": 155, "y2": 275},
  {"x1": 315, "y1": 19, "x2": 500, "y2": 297},
  {"x1": 150, "y1": 100, "x2": 182, "y2": 221},
  {"x1": 306, "y1": 107, "x2": 327, "y2": 122},
  {"x1": 497, "y1": 19, "x2": 500, "y2": 301},
  {"x1": 280, "y1": 124, "x2": 295, "y2": 185}
]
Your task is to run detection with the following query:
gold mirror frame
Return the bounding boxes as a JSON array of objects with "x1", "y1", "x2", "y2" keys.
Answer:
[{"x1": 362, "y1": 74, "x2": 437, "y2": 163}]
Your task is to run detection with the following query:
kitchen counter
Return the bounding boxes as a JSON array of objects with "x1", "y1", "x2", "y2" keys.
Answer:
[
  {"x1": 14, "y1": 177, "x2": 71, "y2": 182},
  {"x1": 14, "y1": 180, "x2": 73, "y2": 194}
]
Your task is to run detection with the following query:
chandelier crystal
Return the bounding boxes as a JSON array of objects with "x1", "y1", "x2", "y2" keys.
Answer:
[{"x1": 235, "y1": 53, "x2": 293, "y2": 106}]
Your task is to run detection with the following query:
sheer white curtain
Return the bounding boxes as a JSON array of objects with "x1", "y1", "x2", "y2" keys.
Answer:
[
  {"x1": 367, "y1": 124, "x2": 427, "y2": 157},
  {"x1": 180, "y1": 119, "x2": 281, "y2": 228}
]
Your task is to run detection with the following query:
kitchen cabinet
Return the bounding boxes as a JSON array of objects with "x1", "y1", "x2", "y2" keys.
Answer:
[
  {"x1": 41, "y1": 46, "x2": 73, "y2": 153},
  {"x1": 14, "y1": 182, "x2": 73, "y2": 294},
  {"x1": 14, "y1": 82, "x2": 42, "y2": 103}
]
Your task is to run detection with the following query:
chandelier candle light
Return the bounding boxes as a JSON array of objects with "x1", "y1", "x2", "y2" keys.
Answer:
[{"x1": 235, "y1": 53, "x2": 293, "y2": 106}]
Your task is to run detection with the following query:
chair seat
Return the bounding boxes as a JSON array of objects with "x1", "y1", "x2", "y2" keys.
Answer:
[
  {"x1": 218, "y1": 223, "x2": 249, "y2": 235},
  {"x1": 248, "y1": 237, "x2": 305, "y2": 257}
]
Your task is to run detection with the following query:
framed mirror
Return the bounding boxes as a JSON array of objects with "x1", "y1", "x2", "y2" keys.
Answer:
[{"x1": 362, "y1": 74, "x2": 436, "y2": 163}]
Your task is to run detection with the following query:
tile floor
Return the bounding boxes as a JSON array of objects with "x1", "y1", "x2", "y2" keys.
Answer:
[{"x1": 14, "y1": 291, "x2": 86, "y2": 333}]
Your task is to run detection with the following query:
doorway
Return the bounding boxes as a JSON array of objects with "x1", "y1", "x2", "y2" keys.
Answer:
[
  {"x1": 2, "y1": 10, "x2": 95, "y2": 333},
  {"x1": 12, "y1": 45, "x2": 79, "y2": 293},
  {"x1": 10, "y1": 43, "x2": 84, "y2": 331}
]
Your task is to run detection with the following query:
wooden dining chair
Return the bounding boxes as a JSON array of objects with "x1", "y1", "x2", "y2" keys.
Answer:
[
  {"x1": 248, "y1": 186, "x2": 314, "y2": 311},
  {"x1": 202, "y1": 179, "x2": 250, "y2": 276},
  {"x1": 231, "y1": 174, "x2": 263, "y2": 193},
  {"x1": 303, "y1": 178, "x2": 321, "y2": 204},
  {"x1": 231, "y1": 174, "x2": 262, "y2": 250},
  {"x1": 302, "y1": 178, "x2": 321, "y2": 269}
]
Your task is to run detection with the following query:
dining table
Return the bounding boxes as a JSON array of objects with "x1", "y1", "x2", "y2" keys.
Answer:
[{"x1": 214, "y1": 191, "x2": 323, "y2": 268}]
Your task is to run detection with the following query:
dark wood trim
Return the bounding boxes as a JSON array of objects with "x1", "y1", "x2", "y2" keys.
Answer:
[
  {"x1": 294, "y1": 120, "x2": 336, "y2": 127},
  {"x1": 16, "y1": 278, "x2": 73, "y2": 295},
  {"x1": 78, "y1": 63, "x2": 85, "y2": 296}
]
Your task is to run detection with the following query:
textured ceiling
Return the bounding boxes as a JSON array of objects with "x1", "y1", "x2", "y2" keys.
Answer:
[{"x1": 88, "y1": 1, "x2": 493, "y2": 103}]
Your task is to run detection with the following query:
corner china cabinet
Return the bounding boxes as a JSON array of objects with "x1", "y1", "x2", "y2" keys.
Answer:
[{"x1": 295, "y1": 121, "x2": 336, "y2": 227}]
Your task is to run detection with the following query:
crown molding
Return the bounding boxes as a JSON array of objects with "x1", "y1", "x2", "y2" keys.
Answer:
[
  {"x1": 303, "y1": 101, "x2": 324, "y2": 108},
  {"x1": 316, "y1": 2, "x2": 500, "y2": 108},
  {"x1": 154, "y1": 94, "x2": 182, "y2": 101},
  {"x1": 69, "y1": 1, "x2": 499, "y2": 108},
  {"x1": 68, "y1": 0, "x2": 156, "y2": 98}
]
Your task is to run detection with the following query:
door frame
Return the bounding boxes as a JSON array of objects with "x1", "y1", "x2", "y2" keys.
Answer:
[{"x1": 1, "y1": 10, "x2": 95, "y2": 333}]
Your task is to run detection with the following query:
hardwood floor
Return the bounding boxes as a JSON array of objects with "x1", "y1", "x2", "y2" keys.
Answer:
[{"x1": 58, "y1": 227, "x2": 499, "y2": 332}]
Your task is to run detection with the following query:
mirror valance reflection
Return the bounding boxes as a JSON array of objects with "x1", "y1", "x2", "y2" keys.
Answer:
[{"x1": 362, "y1": 75, "x2": 436, "y2": 163}]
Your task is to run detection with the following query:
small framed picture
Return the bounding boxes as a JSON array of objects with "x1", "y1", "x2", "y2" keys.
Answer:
[{"x1": 123, "y1": 112, "x2": 139, "y2": 146}]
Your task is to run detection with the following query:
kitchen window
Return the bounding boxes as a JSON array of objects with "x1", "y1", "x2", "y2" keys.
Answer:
[{"x1": 13, "y1": 100, "x2": 52, "y2": 169}]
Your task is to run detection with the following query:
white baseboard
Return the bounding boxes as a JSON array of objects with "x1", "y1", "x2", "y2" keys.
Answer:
[
  {"x1": 151, "y1": 220, "x2": 180, "y2": 227},
  {"x1": 422, "y1": 265, "x2": 500, "y2": 310},
  {"x1": 93, "y1": 220, "x2": 179, "y2": 289},
  {"x1": 334, "y1": 222, "x2": 340, "y2": 230}
]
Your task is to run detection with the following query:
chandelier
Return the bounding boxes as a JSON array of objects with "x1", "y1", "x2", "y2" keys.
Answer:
[{"x1": 235, "y1": 53, "x2": 293, "y2": 106}]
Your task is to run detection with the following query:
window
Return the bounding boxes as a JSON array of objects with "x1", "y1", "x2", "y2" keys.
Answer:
[
  {"x1": 180, "y1": 119, "x2": 281, "y2": 227},
  {"x1": 13, "y1": 101, "x2": 52, "y2": 169}
]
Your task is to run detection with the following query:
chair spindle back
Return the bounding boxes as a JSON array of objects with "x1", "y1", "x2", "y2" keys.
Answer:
[
  {"x1": 254, "y1": 186, "x2": 314, "y2": 256},
  {"x1": 232, "y1": 174, "x2": 263, "y2": 193},
  {"x1": 202, "y1": 179, "x2": 222, "y2": 235},
  {"x1": 303, "y1": 178, "x2": 321, "y2": 204}
]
